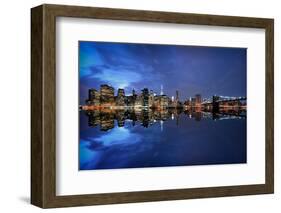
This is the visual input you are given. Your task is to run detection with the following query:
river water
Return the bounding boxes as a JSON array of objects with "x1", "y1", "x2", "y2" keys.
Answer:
[{"x1": 79, "y1": 109, "x2": 246, "y2": 170}]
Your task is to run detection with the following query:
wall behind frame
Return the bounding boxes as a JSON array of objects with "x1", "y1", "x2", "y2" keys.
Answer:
[{"x1": 0, "y1": 0, "x2": 278, "y2": 212}]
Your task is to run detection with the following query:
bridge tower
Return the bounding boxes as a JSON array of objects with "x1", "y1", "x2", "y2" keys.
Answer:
[{"x1": 212, "y1": 95, "x2": 220, "y2": 113}]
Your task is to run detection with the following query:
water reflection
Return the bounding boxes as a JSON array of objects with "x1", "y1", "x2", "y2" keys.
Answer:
[
  {"x1": 79, "y1": 108, "x2": 247, "y2": 170},
  {"x1": 84, "y1": 109, "x2": 246, "y2": 131}
]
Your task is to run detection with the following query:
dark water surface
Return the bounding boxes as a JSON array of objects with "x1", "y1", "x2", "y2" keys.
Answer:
[{"x1": 79, "y1": 110, "x2": 246, "y2": 170}]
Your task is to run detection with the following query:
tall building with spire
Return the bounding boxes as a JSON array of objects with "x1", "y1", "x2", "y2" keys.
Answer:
[{"x1": 160, "y1": 84, "x2": 163, "y2": 95}]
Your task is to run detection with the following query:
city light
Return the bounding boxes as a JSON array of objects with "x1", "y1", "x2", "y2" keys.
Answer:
[{"x1": 82, "y1": 84, "x2": 247, "y2": 113}]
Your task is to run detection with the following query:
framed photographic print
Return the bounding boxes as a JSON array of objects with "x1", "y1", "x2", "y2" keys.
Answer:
[{"x1": 31, "y1": 4, "x2": 274, "y2": 208}]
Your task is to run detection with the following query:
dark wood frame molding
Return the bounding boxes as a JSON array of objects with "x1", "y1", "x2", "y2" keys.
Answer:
[{"x1": 31, "y1": 4, "x2": 274, "y2": 208}]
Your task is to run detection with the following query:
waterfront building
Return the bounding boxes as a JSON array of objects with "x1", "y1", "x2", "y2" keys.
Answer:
[
  {"x1": 174, "y1": 90, "x2": 180, "y2": 108},
  {"x1": 184, "y1": 99, "x2": 191, "y2": 108},
  {"x1": 116, "y1": 88, "x2": 125, "y2": 106},
  {"x1": 153, "y1": 96, "x2": 160, "y2": 108},
  {"x1": 87, "y1": 88, "x2": 100, "y2": 105},
  {"x1": 125, "y1": 96, "x2": 133, "y2": 107},
  {"x1": 142, "y1": 88, "x2": 149, "y2": 107},
  {"x1": 160, "y1": 95, "x2": 169, "y2": 109},
  {"x1": 149, "y1": 90, "x2": 155, "y2": 107},
  {"x1": 131, "y1": 89, "x2": 137, "y2": 106},
  {"x1": 135, "y1": 94, "x2": 143, "y2": 108},
  {"x1": 195, "y1": 94, "x2": 202, "y2": 107},
  {"x1": 191, "y1": 97, "x2": 196, "y2": 108},
  {"x1": 100, "y1": 84, "x2": 114, "y2": 106},
  {"x1": 176, "y1": 90, "x2": 179, "y2": 102}
]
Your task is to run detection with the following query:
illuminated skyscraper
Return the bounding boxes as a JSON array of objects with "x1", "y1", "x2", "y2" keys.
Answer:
[
  {"x1": 191, "y1": 97, "x2": 196, "y2": 107},
  {"x1": 116, "y1": 88, "x2": 125, "y2": 106},
  {"x1": 100, "y1": 84, "x2": 114, "y2": 105},
  {"x1": 174, "y1": 90, "x2": 179, "y2": 108},
  {"x1": 149, "y1": 90, "x2": 154, "y2": 107},
  {"x1": 87, "y1": 88, "x2": 100, "y2": 105},
  {"x1": 142, "y1": 88, "x2": 149, "y2": 107},
  {"x1": 195, "y1": 94, "x2": 202, "y2": 107},
  {"x1": 160, "y1": 84, "x2": 163, "y2": 95},
  {"x1": 160, "y1": 95, "x2": 169, "y2": 109}
]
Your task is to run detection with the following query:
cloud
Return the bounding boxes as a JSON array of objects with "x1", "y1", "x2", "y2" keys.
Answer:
[
  {"x1": 79, "y1": 41, "x2": 246, "y2": 100},
  {"x1": 83, "y1": 127, "x2": 142, "y2": 151},
  {"x1": 88, "y1": 65, "x2": 143, "y2": 89}
]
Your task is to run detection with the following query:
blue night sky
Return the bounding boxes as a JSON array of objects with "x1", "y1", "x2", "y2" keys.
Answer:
[{"x1": 79, "y1": 41, "x2": 246, "y2": 104}]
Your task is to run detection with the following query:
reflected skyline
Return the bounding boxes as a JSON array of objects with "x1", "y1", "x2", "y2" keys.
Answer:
[
  {"x1": 84, "y1": 108, "x2": 246, "y2": 132},
  {"x1": 79, "y1": 109, "x2": 246, "y2": 170}
]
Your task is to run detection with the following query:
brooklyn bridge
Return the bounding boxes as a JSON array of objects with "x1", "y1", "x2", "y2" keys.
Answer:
[{"x1": 201, "y1": 95, "x2": 247, "y2": 112}]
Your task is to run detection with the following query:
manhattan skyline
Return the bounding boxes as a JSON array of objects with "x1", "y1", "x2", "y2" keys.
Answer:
[
  {"x1": 79, "y1": 41, "x2": 247, "y2": 170},
  {"x1": 79, "y1": 41, "x2": 247, "y2": 105}
]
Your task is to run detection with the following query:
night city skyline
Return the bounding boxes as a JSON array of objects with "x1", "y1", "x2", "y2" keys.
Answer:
[
  {"x1": 79, "y1": 41, "x2": 247, "y2": 171},
  {"x1": 79, "y1": 41, "x2": 247, "y2": 105}
]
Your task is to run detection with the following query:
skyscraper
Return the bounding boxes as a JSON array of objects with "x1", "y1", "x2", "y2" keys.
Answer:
[
  {"x1": 160, "y1": 84, "x2": 163, "y2": 95},
  {"x1": 149, "y1": 90, "x2": 154, "y2": 107},
  {"x1": 100, "y1": 84, "x2": 114, "y2": 105},
  {"x1": 160, "y1": 95, "x2": 169, "y2": 109},
  {"x1": 195, "y1": 94, "x2": 202, "y2": 107},
  {"x1": 116, "y1": 88, "x2": 125, "y2": 106},
  {"x1": 142, "y1": 88, "x2": 149, "y2": 107},
  {"x1": 87, "y1": 88, "x2": 100, "y2": 105},
  {"x1": 191, "y1": 97, "x2": 196, "y2": 107},
  {"x1": 175, "y1": 90, "x2": 179, "y2": 107},
  {"x1": 176, "y1": 90, "x2": 179, "y2": 102}
]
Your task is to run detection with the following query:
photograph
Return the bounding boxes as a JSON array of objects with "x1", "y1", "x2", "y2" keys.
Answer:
[
  {"x1": 29, "y1": 3, "x2": 274, "y2": 208},
  {"x1": 78, "y1": 41, "x2": 247, "y2": 170}
]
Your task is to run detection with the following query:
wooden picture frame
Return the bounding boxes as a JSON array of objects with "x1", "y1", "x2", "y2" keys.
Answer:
[{"x1": 31, "y1": 4, "x2": 274, "y2": 208}]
